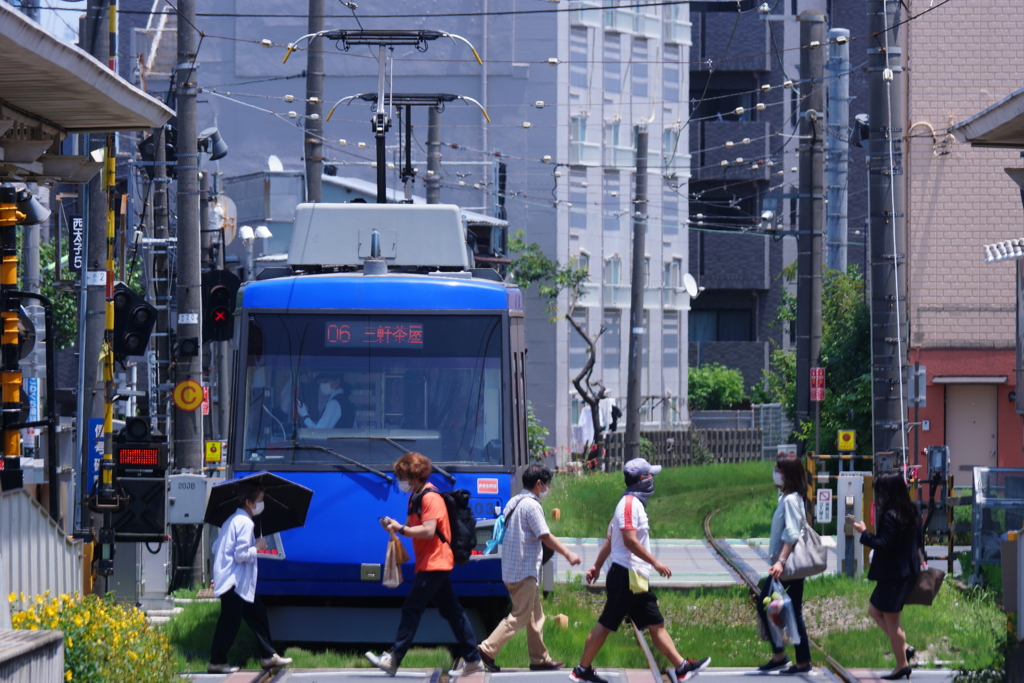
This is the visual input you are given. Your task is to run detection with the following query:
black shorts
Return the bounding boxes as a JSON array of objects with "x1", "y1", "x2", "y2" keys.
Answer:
[{"x1": 597, "y1": 563, "x2": 664, "y2": 632}]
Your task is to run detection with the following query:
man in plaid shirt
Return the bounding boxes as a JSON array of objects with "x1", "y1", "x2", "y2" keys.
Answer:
[{"x1": 478, "y1": 464, "x2": 581, "y2": 671}]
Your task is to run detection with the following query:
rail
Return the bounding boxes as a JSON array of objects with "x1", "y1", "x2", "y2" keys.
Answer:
[{"x1": 701, "y1": 509, "x2": 859, "y2": 683}]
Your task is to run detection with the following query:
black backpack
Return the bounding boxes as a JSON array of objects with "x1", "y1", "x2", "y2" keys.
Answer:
[{"x1": 409, "y1": 488, "x2": 477, "y2": 565}]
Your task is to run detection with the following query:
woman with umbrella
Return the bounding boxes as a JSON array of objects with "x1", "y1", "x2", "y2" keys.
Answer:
[{"x1": 208, "y1": 481, "x2": 293, "y2": 673}]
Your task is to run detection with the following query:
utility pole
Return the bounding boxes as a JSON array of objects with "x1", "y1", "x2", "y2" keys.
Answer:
[
  {"x1": 867, "y1": 0, "x2": 907, "y2": 467},
  {"x1": 625, "y1": 127, "x2": 648, "y2": 462},
  {"x1": 826, "y1": 28, "x2": 850, "y2": 272},
  {"x1": 795, "y1": 11, "x2": 826, "y2": 453},
  {"x1": 304, "y1": 0, "x2": 324, "y2": 203},
  {"x1": 426, "y1": 107, "x2": 441, "y2": 204},
  {"x1": 174, "y1": 0, "x2": 202, "y2": 472}
]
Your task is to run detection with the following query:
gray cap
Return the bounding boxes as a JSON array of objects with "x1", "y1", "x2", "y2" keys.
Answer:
[{"x1": 624, "y1": 458, "x2": 662, "y2": 478}]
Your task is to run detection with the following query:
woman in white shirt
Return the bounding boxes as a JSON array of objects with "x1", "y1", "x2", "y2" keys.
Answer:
[{"x1": 208, "y1": 483, "x2": 292, "y2": 674}]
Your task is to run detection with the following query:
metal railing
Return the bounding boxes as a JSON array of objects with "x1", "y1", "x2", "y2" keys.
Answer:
[
  {"x1": 604, "y1": 428, "x2": 763, "y2": 468},
  {"x1": 0, "y1": 489, "x2": 82, "y2": 601}
]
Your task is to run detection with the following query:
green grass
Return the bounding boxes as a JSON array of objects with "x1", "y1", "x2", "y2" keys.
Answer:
[{"x1": 544, "y1": 460, "x2": 777, "y2": 539}]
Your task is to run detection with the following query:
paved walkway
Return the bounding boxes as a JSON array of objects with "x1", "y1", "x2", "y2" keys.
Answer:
[{"x1": 181, "y1": 667, "x2": 958, "y2": 683}]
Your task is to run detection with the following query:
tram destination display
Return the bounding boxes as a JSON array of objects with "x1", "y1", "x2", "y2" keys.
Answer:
[{"x1": 325, "y1": 321, "x2": 424, "y2": 347}]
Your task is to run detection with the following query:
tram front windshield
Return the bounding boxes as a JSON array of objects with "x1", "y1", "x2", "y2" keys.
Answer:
[{"x1": 241, "y1": 313, "x2": 505, "y2": 467}]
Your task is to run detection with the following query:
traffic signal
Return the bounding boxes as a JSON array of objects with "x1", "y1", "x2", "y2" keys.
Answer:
[
  {"x1": 112, "y1": 283, "x2": 157, "y2": 358},
  {"x1": 202, "y1": 269, "x2": 241, "y2": 342},
  {"x1": 113, "y1": 417, "x2": 168, "y2": 475}
]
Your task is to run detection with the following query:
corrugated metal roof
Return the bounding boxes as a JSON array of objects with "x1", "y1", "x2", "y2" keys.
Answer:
[
  {"x1": 0, "y1": 4, "x2": 173, "y2": 133},
  {"x1": 322, "y1": 175, "x2": 508, "y2": 227}
]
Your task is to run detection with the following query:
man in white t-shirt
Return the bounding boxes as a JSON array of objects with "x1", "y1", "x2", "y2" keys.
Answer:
[{"x1": 570, "y1": 459, "x2": 710, "y2": 683}]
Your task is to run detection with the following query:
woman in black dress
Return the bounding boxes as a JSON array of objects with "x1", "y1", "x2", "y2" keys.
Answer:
[{"x1": 853, "y1": 471, "x2": 921, "y2": 680}]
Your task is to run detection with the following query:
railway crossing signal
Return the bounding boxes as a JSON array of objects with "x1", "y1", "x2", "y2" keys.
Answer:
[
  {"x1": 112, "y1": 283, "x2": 157, "y2": 358},
  {"x1": 202, "y1": 269, "x2": 241, "y2": 342}
]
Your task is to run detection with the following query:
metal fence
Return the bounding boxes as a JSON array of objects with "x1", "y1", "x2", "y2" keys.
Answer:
[
  {"x1": 0, "y1": 489, "x2": 82, "y2": 601},
  {"x1": 604, "y1": 428, "x2": 763, "y2": 469},
  {"x1": 0, "y1": 631, "x2": 64, "y2": 683},
  {"x1": 753, "y1": 403, "x2": 793, "y2": 460}
]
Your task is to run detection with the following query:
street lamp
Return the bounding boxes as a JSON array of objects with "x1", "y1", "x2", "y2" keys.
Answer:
[{"x1": 240, "y1": 225, "x2": 273, "y2": 281}]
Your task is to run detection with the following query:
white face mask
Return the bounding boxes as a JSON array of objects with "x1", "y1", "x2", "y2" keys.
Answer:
[
  {"x1": 320, "y1": 382, "x2": 335, "y2": 396},
  {"x1": 250, "y1": 500, "x2": 265, "y2": 516},
  {"x1": 537, "y1": 483, "x2": 550, "y2": 499},
  {"x1": 773, "y1": 471, "x2": 785, "y2": 488},
  {"x1": 398, "y1": 480, "x2": 413, "y2": 493}
]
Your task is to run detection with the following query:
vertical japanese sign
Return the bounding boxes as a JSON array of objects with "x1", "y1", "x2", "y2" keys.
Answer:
[
  {"x1": 86, "y1": 417, "x2": 104, "y2": 493},
  {"x1": 810, "y1": 367, "x2": 826, "y2": 402},
  {"x1": 24, "y1": 378, "x2": 39, "y2": 439},
  {"x1": 202, "y1": 386, "x2": 210, "y2": 416},
  {"x1": 69, "y1": 216, "x2": 84, "y2": 275}
]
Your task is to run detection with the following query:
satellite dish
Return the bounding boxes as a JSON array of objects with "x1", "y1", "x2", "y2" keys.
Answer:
[
  {"x1": 214, "y1": 195, "x2": 238, "y2": 245},
  {"x1": 682, "y1": 273, "x2": 699, "y2": 298},
  {"x1": 267, "y1": 155, "x2": 284, "y2": 172}
]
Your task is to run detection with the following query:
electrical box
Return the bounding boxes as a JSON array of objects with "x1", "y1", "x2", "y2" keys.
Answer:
[
  {"x1": 836, "y1": 473, "x2": 866, "y2": 577},
  {"x1": 167, "y1": 474, "x2": 209, "y2": 524},
  {"x1": 927, "y1": 445, "x2": 950, "y2": 479}
]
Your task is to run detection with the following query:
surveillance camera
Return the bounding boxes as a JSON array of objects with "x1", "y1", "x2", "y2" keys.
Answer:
[{"x1": 254, "y1": 225, "x2": 273, "y2": 240}]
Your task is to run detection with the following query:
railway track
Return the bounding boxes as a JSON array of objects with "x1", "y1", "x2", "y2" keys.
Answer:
[{"x1": 701, "y1": 509, "x2": 859, "y2": 683}]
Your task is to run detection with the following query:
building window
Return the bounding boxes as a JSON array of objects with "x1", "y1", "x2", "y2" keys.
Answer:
[
  {"x1": 570, "y1": 27, "x2": 589, "y2": 90},
  {"x1": 570, "y1": 308, "x2": 589, "y2": 375},
  {"x1": 603, "y1": 309, "x2": 621, "y2": 370},
  {"x1": 663, "y1": 310, "x2": 679, "y2": 368},
  {"x1": 604, "y1": 255, "x2": 621, "y2": 285},
  {"x1": 570, "y1": 170, "x2": 588, "y2": 231},
  {"x1": 571, "y1": 115, "x2": 588, "y2": 143},
  {"x1": 632, "y1": 37, "x2": 648, "y2": 98},
  {"x1": 689, "y1": 310, "x2": 753, "y2": 342},
  {"x1": 644, "y1": 257, "x2": 650, "y2": 287},
  {"x1": 663, "y1": 44, "x2": 680, "y2": 102},
  {"x1": 663, "y1": 193, "x2": 679, "y2": 235},
  {"x1": 577, "y1": 251, "x2": 590, "y2": 274},
  {"x1": 664, "y1": 258, "x2": 682, "y2": 288},
  {"x1": 604, "y1": 33, "x2": 621, "y2": 94},
  {"x1": 603, "y1": 172, "x2": 620, "y2": 231}
]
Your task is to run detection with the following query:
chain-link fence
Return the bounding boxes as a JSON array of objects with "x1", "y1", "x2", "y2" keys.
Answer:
[{"x1": 753, "y1": 403, "x2": 794, "y2": 461}]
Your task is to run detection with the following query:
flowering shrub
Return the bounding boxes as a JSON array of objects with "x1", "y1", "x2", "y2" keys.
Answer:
[{"x1": 9, "y1": 591, "x2": 176, "y2": 683}]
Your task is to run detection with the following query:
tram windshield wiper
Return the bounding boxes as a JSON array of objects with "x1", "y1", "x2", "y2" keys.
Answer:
[
  {"x1": 254, "y1": 444, "x2": 394, "y2": 483},
  {"x1": 342, "y1": 436, "x2": 457, "y2": 483}
]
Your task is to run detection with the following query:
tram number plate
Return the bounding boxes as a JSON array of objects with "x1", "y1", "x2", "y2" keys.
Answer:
[
  {"x1": 815, "y1": 489, "x2": 833, "y2": 524},
  {"x1": 473, "y1": 498, "x2": 502, "y2": 518}
]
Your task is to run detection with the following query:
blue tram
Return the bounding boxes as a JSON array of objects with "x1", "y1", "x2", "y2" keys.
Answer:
[{"x1": 228, "y1": 203, "x2": 529, "y2": 643}]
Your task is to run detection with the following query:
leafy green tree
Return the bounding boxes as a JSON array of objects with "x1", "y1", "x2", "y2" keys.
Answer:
[
  {"x1": 760, "y1": 264, "x2": 872, "y2": 454},
  {"x1": 526, "y1": 401, "x2": 550, "y2": 462},
  {"x1": 687, "y1": 362, "x2": 747, "y2": 411}
]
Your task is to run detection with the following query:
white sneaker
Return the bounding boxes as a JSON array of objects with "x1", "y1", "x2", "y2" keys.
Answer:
[
  {"x1": 261, "y1": 653, "x2": 293, "y2": 669},
  {"x1": 449, "y1": 658, "x2": 485, "y2": 677},
  {"x1": 207, "y1": 663, "x2": 240, "y2": 673},
  {"x1": 366, "y1": 651, "x2": 399, "y2": 676}
]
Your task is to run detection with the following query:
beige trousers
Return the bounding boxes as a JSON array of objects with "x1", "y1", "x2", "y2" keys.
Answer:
[{"x1": 479, "y1": 576, "x2": 550, "y2": 665}]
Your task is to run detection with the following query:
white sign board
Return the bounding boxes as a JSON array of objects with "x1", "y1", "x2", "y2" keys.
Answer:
[{"x1": 815, "y1": 489, "x2": 833, "y2": 524}]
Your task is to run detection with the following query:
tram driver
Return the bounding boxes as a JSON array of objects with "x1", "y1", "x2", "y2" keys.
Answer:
[{"x1": 297, "y1": 374, "x2": 356, "y2": 429}]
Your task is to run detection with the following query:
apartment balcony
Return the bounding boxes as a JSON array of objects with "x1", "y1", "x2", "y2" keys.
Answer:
[
  {"x1": 664, "y1": 18, "x2": 692, "y2": 46},
  {"x1": 570, "y1": 140, "x2": 601, "y2": 167},
  {"x1": 576, "y1": 282, "x2": 601, "y2": 308},
  {"x1": 604, "y1": 145, "x2": 661, "y2": 171},
  {"x1": 662, "y1": 287, "x2": 691, "y2": 311},
  {"x1": 569, "y1": 0, "x2": 601, "y2": 28},
  {"x1": 663, "y1": 152, "x2": 691, "y2": 181},
  {"x1": 604, "y1": 7, "x2": 637, "y2": 34},
  {"x1": 643, "y1": 287, "x2": 661, "y2": 309},
  {"x1": 637, "y1": 13, "x2": 661, "y2": 39},
  {"x1": 605, "y1": 284, "x2": 631, "y2": 308}
]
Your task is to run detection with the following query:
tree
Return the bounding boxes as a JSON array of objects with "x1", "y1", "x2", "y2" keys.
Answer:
[
  {"x1": 688, "y1": 363, "x2": 747, "y2": 411},
  {"x1": 507, "y1": 231, "x2": 609, "y2": 467},
  {"x1": 759, "y1": 264, "x2": 872, "y2": 454}
]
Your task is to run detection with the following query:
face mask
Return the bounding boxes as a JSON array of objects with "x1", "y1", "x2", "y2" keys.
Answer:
[
  {"x1": 538, "y1": 484, "x2": 550, "y2": 499},
  {"x1": 320, "y1": 382, "x2": 334, "y2": 396},
  {"x1": 773, "y1": 471, "x2": 785, "y2": 488},
  {"x1": 398, "y1": 480, "x2": 413, "y2": 493},
  {"x1": 624, "y1": 476, "x2": 655, "y2": 504},
  {"x1": 250, "y1": 500, "x2": 265, "y2": 516}
]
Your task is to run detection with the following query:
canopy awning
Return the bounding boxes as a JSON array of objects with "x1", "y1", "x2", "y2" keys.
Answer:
[
  {"x1": 0, "y1": 4, "x2": 173, "y2": 134},
  {"x1": 950, "y1": 87, "x2": 1024, "y2": 148}
]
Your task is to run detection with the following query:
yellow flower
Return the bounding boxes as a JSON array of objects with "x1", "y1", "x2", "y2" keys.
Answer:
[
  {"x1": 7, "y1": 592, "x2": 15, "y2": 603},
  {"x1": 67, "y1": 637, "x2": 73, "y2": 648},
  {"x1": 65, "y1": 669, "x2": 72, "y2": 681}
]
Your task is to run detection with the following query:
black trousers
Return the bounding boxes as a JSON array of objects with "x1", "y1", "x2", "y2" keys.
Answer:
[
  {"x1": 391, "y1": 570, "x2": 480, "y2": 663},
  {"x1": 757, "y1": 576, "x2": 811, "y2": 665},
  {"x1": 210, "y1": 588, "x2": 276, "y2": 664}
]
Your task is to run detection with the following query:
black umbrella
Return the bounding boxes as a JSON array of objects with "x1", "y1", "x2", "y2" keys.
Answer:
[{"x1": 204, "y1": 471, "x2": 314, "y2": 537}]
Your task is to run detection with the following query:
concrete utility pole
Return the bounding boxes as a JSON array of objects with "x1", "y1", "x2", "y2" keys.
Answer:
[
  {"x1": 867, "y1": 0, "x2": 907, "y2": 466},
  {"x1": 426, "y1": 107, "x2": 441, "y2": 204},
  {"x1": 304, "y1": 0, "x2": 324, "y2": 203},
  {"x1": 79, "y1": 0, "x2": 110, "y2": 517},
  {"x1": 625, "y1": 127, "x2": 648, "y2": 462},
  {"x1": 174, "y1": 0, "x2": 203, "y2": 472},
  {"x1": 795, "y1": 11, "x2": 826, "y2": 451},
  {"x1": 826, "y1": 28, "x2": 850, "y2": 272}
]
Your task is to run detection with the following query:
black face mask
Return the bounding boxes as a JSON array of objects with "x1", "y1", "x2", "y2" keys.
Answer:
[{"x1": 624, "y1": 476, "x2": 655, "y2": 505}]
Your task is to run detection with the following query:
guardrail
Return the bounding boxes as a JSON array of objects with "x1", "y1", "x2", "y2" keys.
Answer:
[{"x1": 0, "y1": 489, "x2": 82, "y2": 601}]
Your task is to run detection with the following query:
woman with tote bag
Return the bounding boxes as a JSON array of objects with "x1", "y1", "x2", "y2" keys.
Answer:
[
  {"x1": 755, "y1": 454, "x2": 814, "y2": 675},
  {"x1": 853, "y1": 471, "x2": 922, "y2": 680}
]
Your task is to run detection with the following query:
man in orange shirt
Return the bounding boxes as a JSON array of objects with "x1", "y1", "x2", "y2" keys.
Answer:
[{"x1": 366, "y1": 452, "x2": 483, "y2": 678}]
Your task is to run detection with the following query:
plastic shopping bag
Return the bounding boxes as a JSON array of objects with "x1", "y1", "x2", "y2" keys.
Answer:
[
  {"x1": 383, "y1": 532, "x2": 410, "y2": 588},
  {"x1": 764, "y1": 578, "x2": 801, "y2": 647}
]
